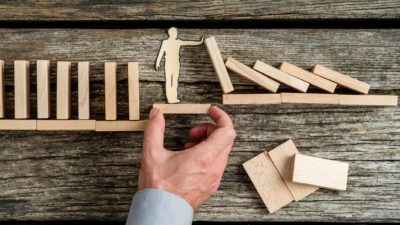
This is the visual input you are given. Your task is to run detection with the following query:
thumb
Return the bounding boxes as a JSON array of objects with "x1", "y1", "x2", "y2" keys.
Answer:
[{"x1": 143, "y1": 107, "x2": 165, "y2": 152}]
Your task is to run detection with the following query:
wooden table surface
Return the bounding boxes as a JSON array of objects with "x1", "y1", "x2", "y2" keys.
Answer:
[{"x1": 0, "y1": 1, "x2": 399, "y2": 223}]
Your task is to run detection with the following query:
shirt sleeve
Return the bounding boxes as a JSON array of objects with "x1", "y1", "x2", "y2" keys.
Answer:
[{"x1": 125, "y1": 188, "x2": 194, "y2": 225}]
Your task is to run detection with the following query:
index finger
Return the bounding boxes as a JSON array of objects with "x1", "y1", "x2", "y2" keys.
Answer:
[
  {"x1": 209, "y1": 105, "x2": 234, "y2": 128},
  {"x1": 189, "y1": 106, "x2": 236, "y2": 157}
]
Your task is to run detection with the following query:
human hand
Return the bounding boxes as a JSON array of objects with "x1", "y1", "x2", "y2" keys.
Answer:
[
  {"x1": 200, "y1": 35, "x2": 204, "y2": 44},
  {"x1": 155, "y1": 64, "x2": 160, "y2": 71},
  {"x1": 138, "y1": 106, "x2": 236, "y2": 210}
]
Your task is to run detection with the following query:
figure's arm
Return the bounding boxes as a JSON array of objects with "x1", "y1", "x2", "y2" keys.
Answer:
[
  {"x1": 180, "y1": 36, "x2": 204, "y2": 46},
  {"x1": 155, "y1": 42, "x2": 166, "y2": 70}
]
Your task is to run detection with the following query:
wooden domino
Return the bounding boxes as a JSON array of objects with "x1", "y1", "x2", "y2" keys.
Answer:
[
  {"x1": 280, "y1": 62, "x2": 337, "y2": 93},
  {"x1": 37, "y1": 60, "x2": 50, "y2": 119},
  {"x1": 153, "y1": 104, "x2": 211, "y2": 114},
  {"x1": 95, "y1": 120, "x2": 147, "y2": 132},
  {"x1": 312, "y1": 64, "x2": 370, "y2": 94},
  {"x1": 37, "y1": 120, "x2": 95, "y2": 131},
  {"x1": 225, "y1": 57, "x2": 279, "y2": 92},
  {"x1": 222, "y1": 94, "x2": 281, "y2": 105},
  {"x1": 204, "y1": 37, "x2": 234, "y2": 93},
  {"x1": 0, "y1": 60, "x2": 4, "y2": 118},
  {"x1": 254, "y1": 60, "x2": 309, "y2": 92},
  {"x1": 268, "y1": 140, "x2": 319, "y2": 201},
  {"x1": 0, "y1": 119, "x2": 36, "y2": 130},
  {"x1": 292, "y1": 153, "x2": 349, "y2": 191},
  {"x1": 243, "y1": 152, "x2": 294, "y2": 213},
  {"x1": 14, "y1": 60, "x2": 30, "y2": 119},
  {"x1": 128, "y1": 62, "x2": 140, "y2": 120},
  {"x1": 281, "y1": 93, "x2": 340, "y2": 104},
  {"x1": 105, "y1": 62, "x2": 117, "y2": 120},
  {"x1": 56, "y1": 61, "x2": 71, "y2": 119},
  {"x1": 78, "y1": 62, "x2": 90, "y2": 119},
  {"x1": 339, "y1": 95, "x2": 397, "y2": 106}
]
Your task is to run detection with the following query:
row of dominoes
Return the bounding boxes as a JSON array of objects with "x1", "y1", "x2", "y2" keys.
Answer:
[
  {"x1": 0, "y1": 60, "x2": 148, "y2": 131},
  {"x1": 243, "y1": 140, "x2": 349, "y2": 214},
  {"x1": 205, "y1": 37, "x2": 398, "y2": 106},
  {"x1": 0, "y1": 60, "x2": 140, "y2": 120}
]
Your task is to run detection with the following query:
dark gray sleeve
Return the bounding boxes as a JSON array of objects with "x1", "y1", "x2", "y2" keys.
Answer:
[{"x1": 126, "y1": 188, "x2": 194, "y2": 225}]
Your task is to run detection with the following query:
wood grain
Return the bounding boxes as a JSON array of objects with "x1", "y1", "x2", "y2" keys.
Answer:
[
  {"x1": 268, "y1": 140, "x2": 319, "y2": 201},
  {"x1": 312, "y1": 64, "x2": 370, "y2": 94},
  {"x1": 56, "y1": 61, "x2": 71, "y2": 119},
  {"x1": 95, "y1": 120, "x2": 147, "y2": 132},
  {"x1": 292, "y1": 153, "x2": 349, "y2": 191},
  {"x1": 128, "y1": 62, "x2": 140, "y2": 120},
  {"x1": 280, "y1": 61, "x2": 337, "y2": 93},
  {"x1": 78, "y1": 62, "x2": 90, "y2": 119},
  {"x1": 0, "y1": 60, "x2": 3, "y2": 118},
  {"x1": 223, "y1": 94, "x2": 281, "y2": 105},
  {"x1": 254, "y1": 60, "x2": 309, "y2": 92},
  {"x1": 0, "y1": 29, "x2": 398, "y2": 222},
  {"x1": 14, "y1": 60, "x2": 30, "y2": 119},
  {"x1": 105, "y1": 62, "x2": 117, "y2": 120},
  {"x1": 0, "y1": 119, "x2": 36, "y2": 130},
  {"x1": 0, "y1": 1, "x2": 398, "y2": 20},
  {"x1": 243, "y1": 151, "x2": 294, "y2": 213},
  {"x1": 36, "y1": 60, "x2": 51, "y2": 119},
  {"x1": 281, "y1": 93, "x2": 340, "y2": 105},
  {"x1": 226, "y1": 57, "x2": 279, "y2": 92},
  {"x1": 37, "y1": 120, "x2": 95, "y2": 131},
  {"x1": 339, "y1": 95, "x2": 398, "y2": 106},
  {"x1": 153, "y1": 104, "x2": 211, "y2": 114},
  {"x1": 205, "y1": 36, "x2": 234, "y2": 93}
]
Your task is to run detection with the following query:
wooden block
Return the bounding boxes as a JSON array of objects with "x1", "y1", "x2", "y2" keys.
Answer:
[
  {"x1": 225, "y1": 57, "x2": 279, "y2": 92},
  {"x1": 0, "y1": 60, "x2": 4, "y2": 118},
  {"x1": 105, "y1": 62, "x2": 117, "y2": 120},
  {"x1": 279, "y1": 62, "x2": 337, "y2": 93},
  {"x1": 268, "y1": 140, "x2": 319, "y2": 201},
  {"x1": 339, "y1": 95, "x2": 398, "y2": 106},
  {"x1": 222, "y1": 94, "x2": 281, "y2": 105},
  {"x1": 281, "y1": 93, "x2": 340, "y2": 104},
  {"x1": 36, "y1": 60, "x2": 50, "y2": 119},
  {"x1": 56, "y1": 61, "x2": 71, "y2": 119},
  {"x1": 204, "y1": 37, "x2": 234, "y2": 93},
  {"x1": 37, "y1": 120, "x2": 95, "y2": 131},
  {"x1": 128, "y1": 62, "x2": 140, "y2": 120},
  {"x1": 254, "y1": 60, "x2": 309, "y2": 92},
  {"x1": 14, "y1": 60, "x2": 30, "y2": 119},
  {"x1": 153, "y1": 104, "x2": 211, "y2": 114},
  {"x1": 0, "y1": 119, "x2": 36, "y2": 130},
  {"x1": 243, "y1": 152, "x2": 294, "y2": 213},
  {"x1": 95, "y1": 120, "x2": 147, "y2": 132},
  {"x1": 312, "y1": 64, "x2": 370, "y2": 94},
  {"x1": 78, "y1": 62, "x2": 90, "y2": 119},
  {"x1": 292, "y1": 153, "x2": 349, "y2": 191}
]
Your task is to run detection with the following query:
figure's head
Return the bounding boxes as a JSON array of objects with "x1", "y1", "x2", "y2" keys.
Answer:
[{"x1": 168, "y1": 27, "x2": 178, "y2": 38}]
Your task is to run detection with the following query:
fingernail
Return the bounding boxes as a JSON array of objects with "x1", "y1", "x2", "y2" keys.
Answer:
[{"x1": 149, "y1": 108, "x2": 159, "y2": 119}]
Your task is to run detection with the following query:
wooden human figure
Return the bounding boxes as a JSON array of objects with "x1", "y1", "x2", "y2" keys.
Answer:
[{"x1": 155, "y1": 27, "x2": 204, "y2": 103}]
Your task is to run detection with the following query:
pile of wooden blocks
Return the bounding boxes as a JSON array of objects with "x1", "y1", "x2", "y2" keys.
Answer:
[
  {"x1": 0, "y1": 60, "x2": 147, "y2": 131},
  {"x1": 243, "y1": 139, "x2": 349, "y2": 213},
  {"x1": 205, "y1": 37, "x2": 398, "y2": 106}
]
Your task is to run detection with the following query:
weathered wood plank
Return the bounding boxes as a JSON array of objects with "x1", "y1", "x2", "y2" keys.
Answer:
[
  {"x1": 0, "y1": 29, "x2": 398, "y2": 91},
  {"x1": 0, "y1": 28, "x2": 398, "y2": 222},
  {"x1": 0, "y1": 82, "x2": 398, "y2": 222},
  {"x1": 0, "y1": 1, "x2": 398, "y2": 20}
]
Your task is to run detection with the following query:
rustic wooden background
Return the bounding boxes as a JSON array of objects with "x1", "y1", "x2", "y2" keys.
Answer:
[{"x1": 0, "y1": 1, "x2": 399, "y2": 224}]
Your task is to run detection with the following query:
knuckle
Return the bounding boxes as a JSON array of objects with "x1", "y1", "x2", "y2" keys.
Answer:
[
  {"x1": 227, "y1": 128, "x2": 237, "y2": 139},
  {"x1": 198, "y1": 155, "x2": 213, "y2": 168}
]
